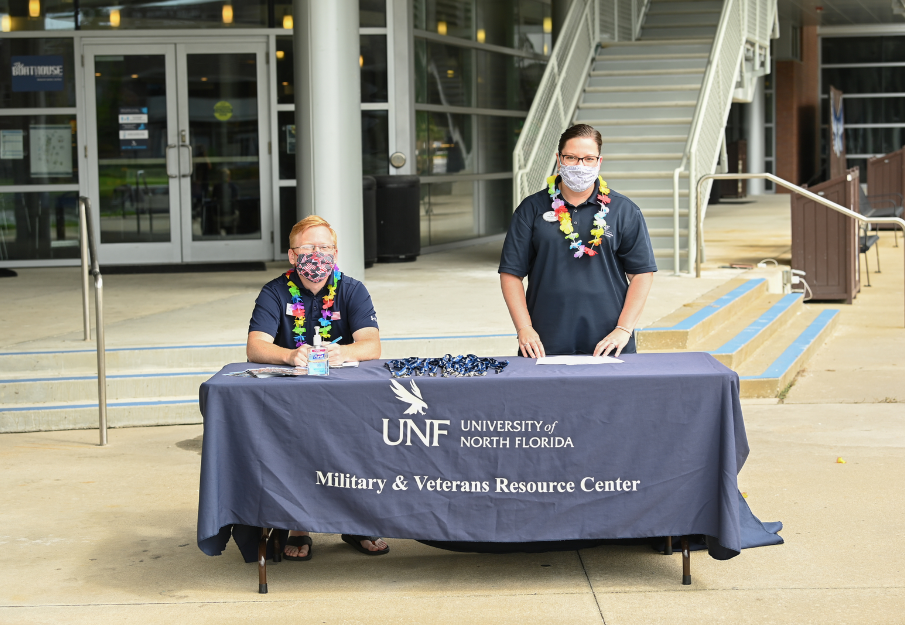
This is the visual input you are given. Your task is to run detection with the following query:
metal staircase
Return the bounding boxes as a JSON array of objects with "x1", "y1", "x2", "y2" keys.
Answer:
[{"x1": 513, "y1": 0, "x2": 777, "y2": 273}]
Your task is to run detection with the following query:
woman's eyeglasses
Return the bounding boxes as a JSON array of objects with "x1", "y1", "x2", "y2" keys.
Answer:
[
  {"x1": 291, "y1": 244, "x2": 336, "y2": 253},
  {"x1": 560, "y1": 154, "x2": 600, "y2": 166}
]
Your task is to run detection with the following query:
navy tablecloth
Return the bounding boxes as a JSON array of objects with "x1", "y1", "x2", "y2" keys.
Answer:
[{"x1": 197, "y1": 353, "x2": 777, "y2": 560}]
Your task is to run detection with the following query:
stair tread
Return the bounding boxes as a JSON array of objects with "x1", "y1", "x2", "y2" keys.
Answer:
[
  {"x1": 736, "y1": 309, "x2": 838, "y2": 378},
  {"x1": 692, "y1": 293, "x2": 794, "y2": 351}
]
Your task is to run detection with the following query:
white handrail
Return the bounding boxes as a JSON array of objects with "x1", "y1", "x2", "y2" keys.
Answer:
[
  {"x1": 78, "y1": 197, "x2": 108, "y2": 446},
  {"x1": 695, "y1": 173, "x2": 905, "y2": 327},
  {"x1": 673, "y1": 0, "x2": 777, "y2": 273}
]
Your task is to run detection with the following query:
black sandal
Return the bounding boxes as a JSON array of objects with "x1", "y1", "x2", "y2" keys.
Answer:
[
  {"x1": 341, "y1": 534, "x2": 389, "y2": 556},
  {"x1": 283, "y1": 535, "x2": 313, "y2": 561}
]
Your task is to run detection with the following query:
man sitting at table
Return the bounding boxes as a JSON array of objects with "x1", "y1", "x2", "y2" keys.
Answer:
[{"x1": 246, "y1": 215, "x2": 387, "y2": 560}]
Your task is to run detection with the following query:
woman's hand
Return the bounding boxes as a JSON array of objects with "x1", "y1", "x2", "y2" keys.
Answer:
[
  {"x1": 593, "y1": 327, "x2": 631, "y2": 358},
  {"x1": 518, "y1": 326, "x2": 546, "y2": 359},
  {"x1": 326, "y1": 343, "x2": 344, "y2": 366}
]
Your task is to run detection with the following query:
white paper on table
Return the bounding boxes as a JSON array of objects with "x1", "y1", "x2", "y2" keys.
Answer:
[{"x1": 535, "y1": 355, "x2": 623, "y2": 365}]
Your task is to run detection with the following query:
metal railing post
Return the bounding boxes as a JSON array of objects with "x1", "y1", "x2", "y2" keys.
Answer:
[
  {"x1": 80, "y1": 196, "x2": 108, "y2": 446},
  {"x1": 694, "y1": 173, "x2": 905, "y2": 327},
  {"x1": 78, "y1": 199, "x2": 91, "y2": 341}
]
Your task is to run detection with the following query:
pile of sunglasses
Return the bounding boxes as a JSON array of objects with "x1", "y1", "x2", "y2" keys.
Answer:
[{"x1": 384, "y1": 354, "x2": 509, "y2": 378}]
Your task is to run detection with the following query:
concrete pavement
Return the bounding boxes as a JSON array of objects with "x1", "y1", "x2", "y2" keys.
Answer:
[{"x1": 1, "y1": 194, "x2": 904, "y2": 623}]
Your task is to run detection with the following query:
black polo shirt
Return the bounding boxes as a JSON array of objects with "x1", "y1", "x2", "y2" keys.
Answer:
[
  {"x1": 248, "y1": 270, "x2": 379, "y2": 350},
  {"x1": 498, "y1": 177, "x2": 657, "y2": 355}
]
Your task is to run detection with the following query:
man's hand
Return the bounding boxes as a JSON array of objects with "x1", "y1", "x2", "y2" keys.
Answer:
[
  {"x1": 326, "y1": 343, "x2": 343, "y2": 366},
  {"x1": 285, "y1": 344, "x2": 310, "y2": 367}
]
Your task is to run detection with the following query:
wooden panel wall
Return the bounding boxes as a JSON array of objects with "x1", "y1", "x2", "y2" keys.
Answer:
[
  {"x1": 867, "y1": 148, "x2": 904, "y2": 199},
  {"x1": 792, "y1": 167, "x2": 860, "y2": 303}
]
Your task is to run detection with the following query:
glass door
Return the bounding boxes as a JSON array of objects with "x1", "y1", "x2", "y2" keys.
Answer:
[
  {"x1": 176, "y1": 43, "x2": 272, "y2": 262},
  {"x1": 84, "y1": 41, "x2": 272, "y2": 265},
  {"x1": 84, "y1": 45, "x2": 183, "y2": 264}
]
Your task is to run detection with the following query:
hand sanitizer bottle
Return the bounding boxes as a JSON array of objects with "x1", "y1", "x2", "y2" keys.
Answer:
[{"x1": 308, "y1": 332, "x2": 329, "y2": 376}]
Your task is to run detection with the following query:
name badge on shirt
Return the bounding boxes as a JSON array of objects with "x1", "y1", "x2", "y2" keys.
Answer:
[
  {"x1": 542, "y1": 211, "x2": 558, "y2": 222},
  {"x1": 332, "y1": 311, "x2": 341, "y2": 320},
  {"x1": 286, "y1": 303, "x2": 295, "y2": 315}
]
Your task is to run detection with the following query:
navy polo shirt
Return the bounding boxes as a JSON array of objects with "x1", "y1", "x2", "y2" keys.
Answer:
[
  {"x1": 248, "y1": 270, "x2": 379, "y2": 350},
  {"x1": 498, "y1": 177, "x2": 657, "y2": 355}
]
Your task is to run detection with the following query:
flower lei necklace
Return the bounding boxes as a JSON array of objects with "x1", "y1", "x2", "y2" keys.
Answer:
[
  {"x1": 547, "y1": 174, "x2": 611, "y2": 258},
  {"x1": 286, "y1": 266, "x2": 342, "y2": 347}
]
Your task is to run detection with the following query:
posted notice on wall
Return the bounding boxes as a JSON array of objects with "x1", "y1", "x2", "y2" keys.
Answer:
[
  {"x1": 29, "y1": 125, "x2": 73, "y2": 177},
  {"x1": 11, "y1": 55, "x2": 64, "y2": 92},
  {"x1": 0, "y1": 130, "x2": 24, "y2": 159},
  {"x1": 119, "y1": 107, "x2": 149, "y2": 150}
]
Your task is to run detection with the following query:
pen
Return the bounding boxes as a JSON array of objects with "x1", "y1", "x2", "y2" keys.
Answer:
[{"x1": 329, "y1": 336, "x2": 342, "y2": 344}]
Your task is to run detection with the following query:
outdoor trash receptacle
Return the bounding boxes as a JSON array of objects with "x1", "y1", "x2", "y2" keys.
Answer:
[{"x1": 373, "y1": 175, "x2": 420, "y2": 263}]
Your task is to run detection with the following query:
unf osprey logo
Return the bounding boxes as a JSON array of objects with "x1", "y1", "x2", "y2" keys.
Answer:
[
  {"x1": 383, "y1": 380, "x2": 449, "y2": 446},
  {"x1": 831, "y1": 93, "x2": 845, "y2": 158}
]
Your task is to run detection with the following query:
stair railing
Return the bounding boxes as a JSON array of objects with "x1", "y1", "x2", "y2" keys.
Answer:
[
  {"x1": 78, "y1": 196, "x2": 108, "y2": 446},
  {"x1": 695, "y1": 173, "x2": 905, "y2": 326}
]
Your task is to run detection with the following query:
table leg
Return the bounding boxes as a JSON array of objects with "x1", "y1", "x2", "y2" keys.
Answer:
[
  {"x1": 258, "y1": 528, "x2": 269, "y2": 594},
  {"x1": 681, "y1": 536, "x2": 691, "y2": 585},
  {"x1": 664, "y1": 536, "x2": 673, "y2": 555},
  {"x1": 268, "y1": 530, "x2": 282, "y2": 563}
]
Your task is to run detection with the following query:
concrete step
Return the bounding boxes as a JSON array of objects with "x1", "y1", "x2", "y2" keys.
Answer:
[
  {"x1": 0, "y1": 370, "x2": 215, "y2": 405},
  {"x1": 596, "y1": 44, "x2": 712, "y2": 56},
  {"x1": 582, "y1": 90, "x2": 699, "y2": 105},
  {"x1": 0, "y1": 397, "x2": 201, "y2": 433},
  {"x1": 738, "y1": 309, "x2": 840, "y2": 398},
  {"x1": 641, "y1": 208, "x2": 689, "y2": 218},
  {"x1": 644, "y1": 13, "x2": 720, "y2": 27},
  {"x1": 603, "y1": 158, "x2": 687, "y2": 171},
  {"x1": 588, "y1": 74, "x2": 703, "y2": 88},
  {"x1": 637, "y1": 278, "x2": 768, "y2": 349},
  {"x1": 646, "y1": 1, "x2": 723, "y2": 11},
  {"x1": 616, "y1": 188, "x2": 688, "y2": 198},
  {"x1": 596, "y1": 38, "x2": 713, "y2": 47},
  {"x1": 586, "y1": 83, "x2": 701, "y2": 94},
  {"x1": 637, "y1": 197, "x2": 690, "y2": 210},
  {"x1": 590, "y1": 67, "x2": 705, "y2": 77},
  {"x1": 705, "y1": 293, "x2": 804, "y2": 369},
  {"x1": 601, "y1": 167, "x2": 688, "y2": 176},
  {"x1": 593, "y1": 52, "x2": 708, "y2": 62},
  {"x1": 649, "y1": 228, "x2": 689, "y2": 238},
  {"x1": 641, "y1": 26, "x2": 718, "y2": 39},
  {"x1": 590, "y1": 123, "x2": 692, "y2": 137},
  {"x1": 0, "y1": 343, "x2": 247, "y2": 375},
  {"x1": 591, "y1": 58, "x2": 708, "y2": 72},
  {"x1": 575, "y1": 108, "x2": 695, "y2": 123},
  {"x1": 608, "y1": 177, "x2": 686, "y2": 191}
]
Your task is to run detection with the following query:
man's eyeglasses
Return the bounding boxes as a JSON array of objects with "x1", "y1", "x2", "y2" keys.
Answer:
[
  {"x1": 560, "y1": 154, "x2": 600, "y2": 167},
  {"x1": 291, "y1": 244, "x2": 336, "y2": 253}
]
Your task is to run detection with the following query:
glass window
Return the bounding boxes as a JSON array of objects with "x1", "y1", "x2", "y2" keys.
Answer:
[
  {"x1": 476, "y1": 0, "x2": 517, "y2": 48},
  {"x1": 0, "y1": 38, "x2": 76, "y2": 108},
  {"x1": 414, "y1": 0, "x2": 473, "y2": 40},
  {"x1": 821, "y1": 37, "x2": 883, "y2": 65},
  {"x1": 360, "y1": 35, "x2": 388, "y2": 103},
  {"x1": 480, "y1": 178, "x2": 513, "y2": 236},
  {"x1": 362, "y1": 110, "x2": 389, "y2": 176},
  {"x1": 0, "y1": 0, "x2": 74, "y2": 31},
  {"x1": 278, "y1": 111, "x2": 296, "y2": 180},
  {"x1": 94, "y1": 54, "x2": 172, "y2": 244},
  {"x1": 360, "y1": 0, "x2": 386, "y2": 27},
  {"x1": 416, "y1": 111, "x2": 473, "y2": 175},
  {"x1": 275, "y1": 36, "x2": 388, "y2": 105},
  {"x1": 420, "y1": 180, "x2": 476, "y2": 246},
  {"x1": 845, "y1": 127, "x2": 905, "y2": 156},
  {"x1": 821, "y1": 67, "x2": 905, "y2": 94},
  {"x1": 764, "y1": 125, "x2": 773, "y2": 159},
  {"x1": 476, "y1": 115, "x2": 520, "y2": 173},
  {"x1": 0, "y1": 115, "x2": 77, "y2": 185},
  {"x1": 517, "y1": 0, "x2": 551, "y2": 56},
  {"x1": 276, "y1": 36, "x2": 294, "y2": 105},
  {"x1": 186, "y1": 53, "x2": 262, "y2": 241},
  {"x1": 0, "y1": 191, "x2": 81, "y2": 261},
  {"x1": 476, "y1": 51, "x2": 545, "y2": 111},
  {"x1": 279, "y1": 186, "x2": 297, "y2": 251},
  {"x1": 764, "y1": 91, "x2": 773, "y2": 124},
  {"x1": 416, "y1": 41, "x2": 473, "y2": 107},
  {"x1": 78, "y1": 0, "x2": 267, "y2": 29}
]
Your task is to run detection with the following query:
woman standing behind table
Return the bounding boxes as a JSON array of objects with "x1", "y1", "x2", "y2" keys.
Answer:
[{"x1": 499, "y1": 124, "x2": 656, "y2": 358}]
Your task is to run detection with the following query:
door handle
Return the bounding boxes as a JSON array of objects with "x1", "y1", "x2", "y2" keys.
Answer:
[
  {"x1": 165, "y1": 144, "x2": 178, "y2": 178},
  {"x1": 179, "y1": 144, "x2": 194, "y2": 177}
]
